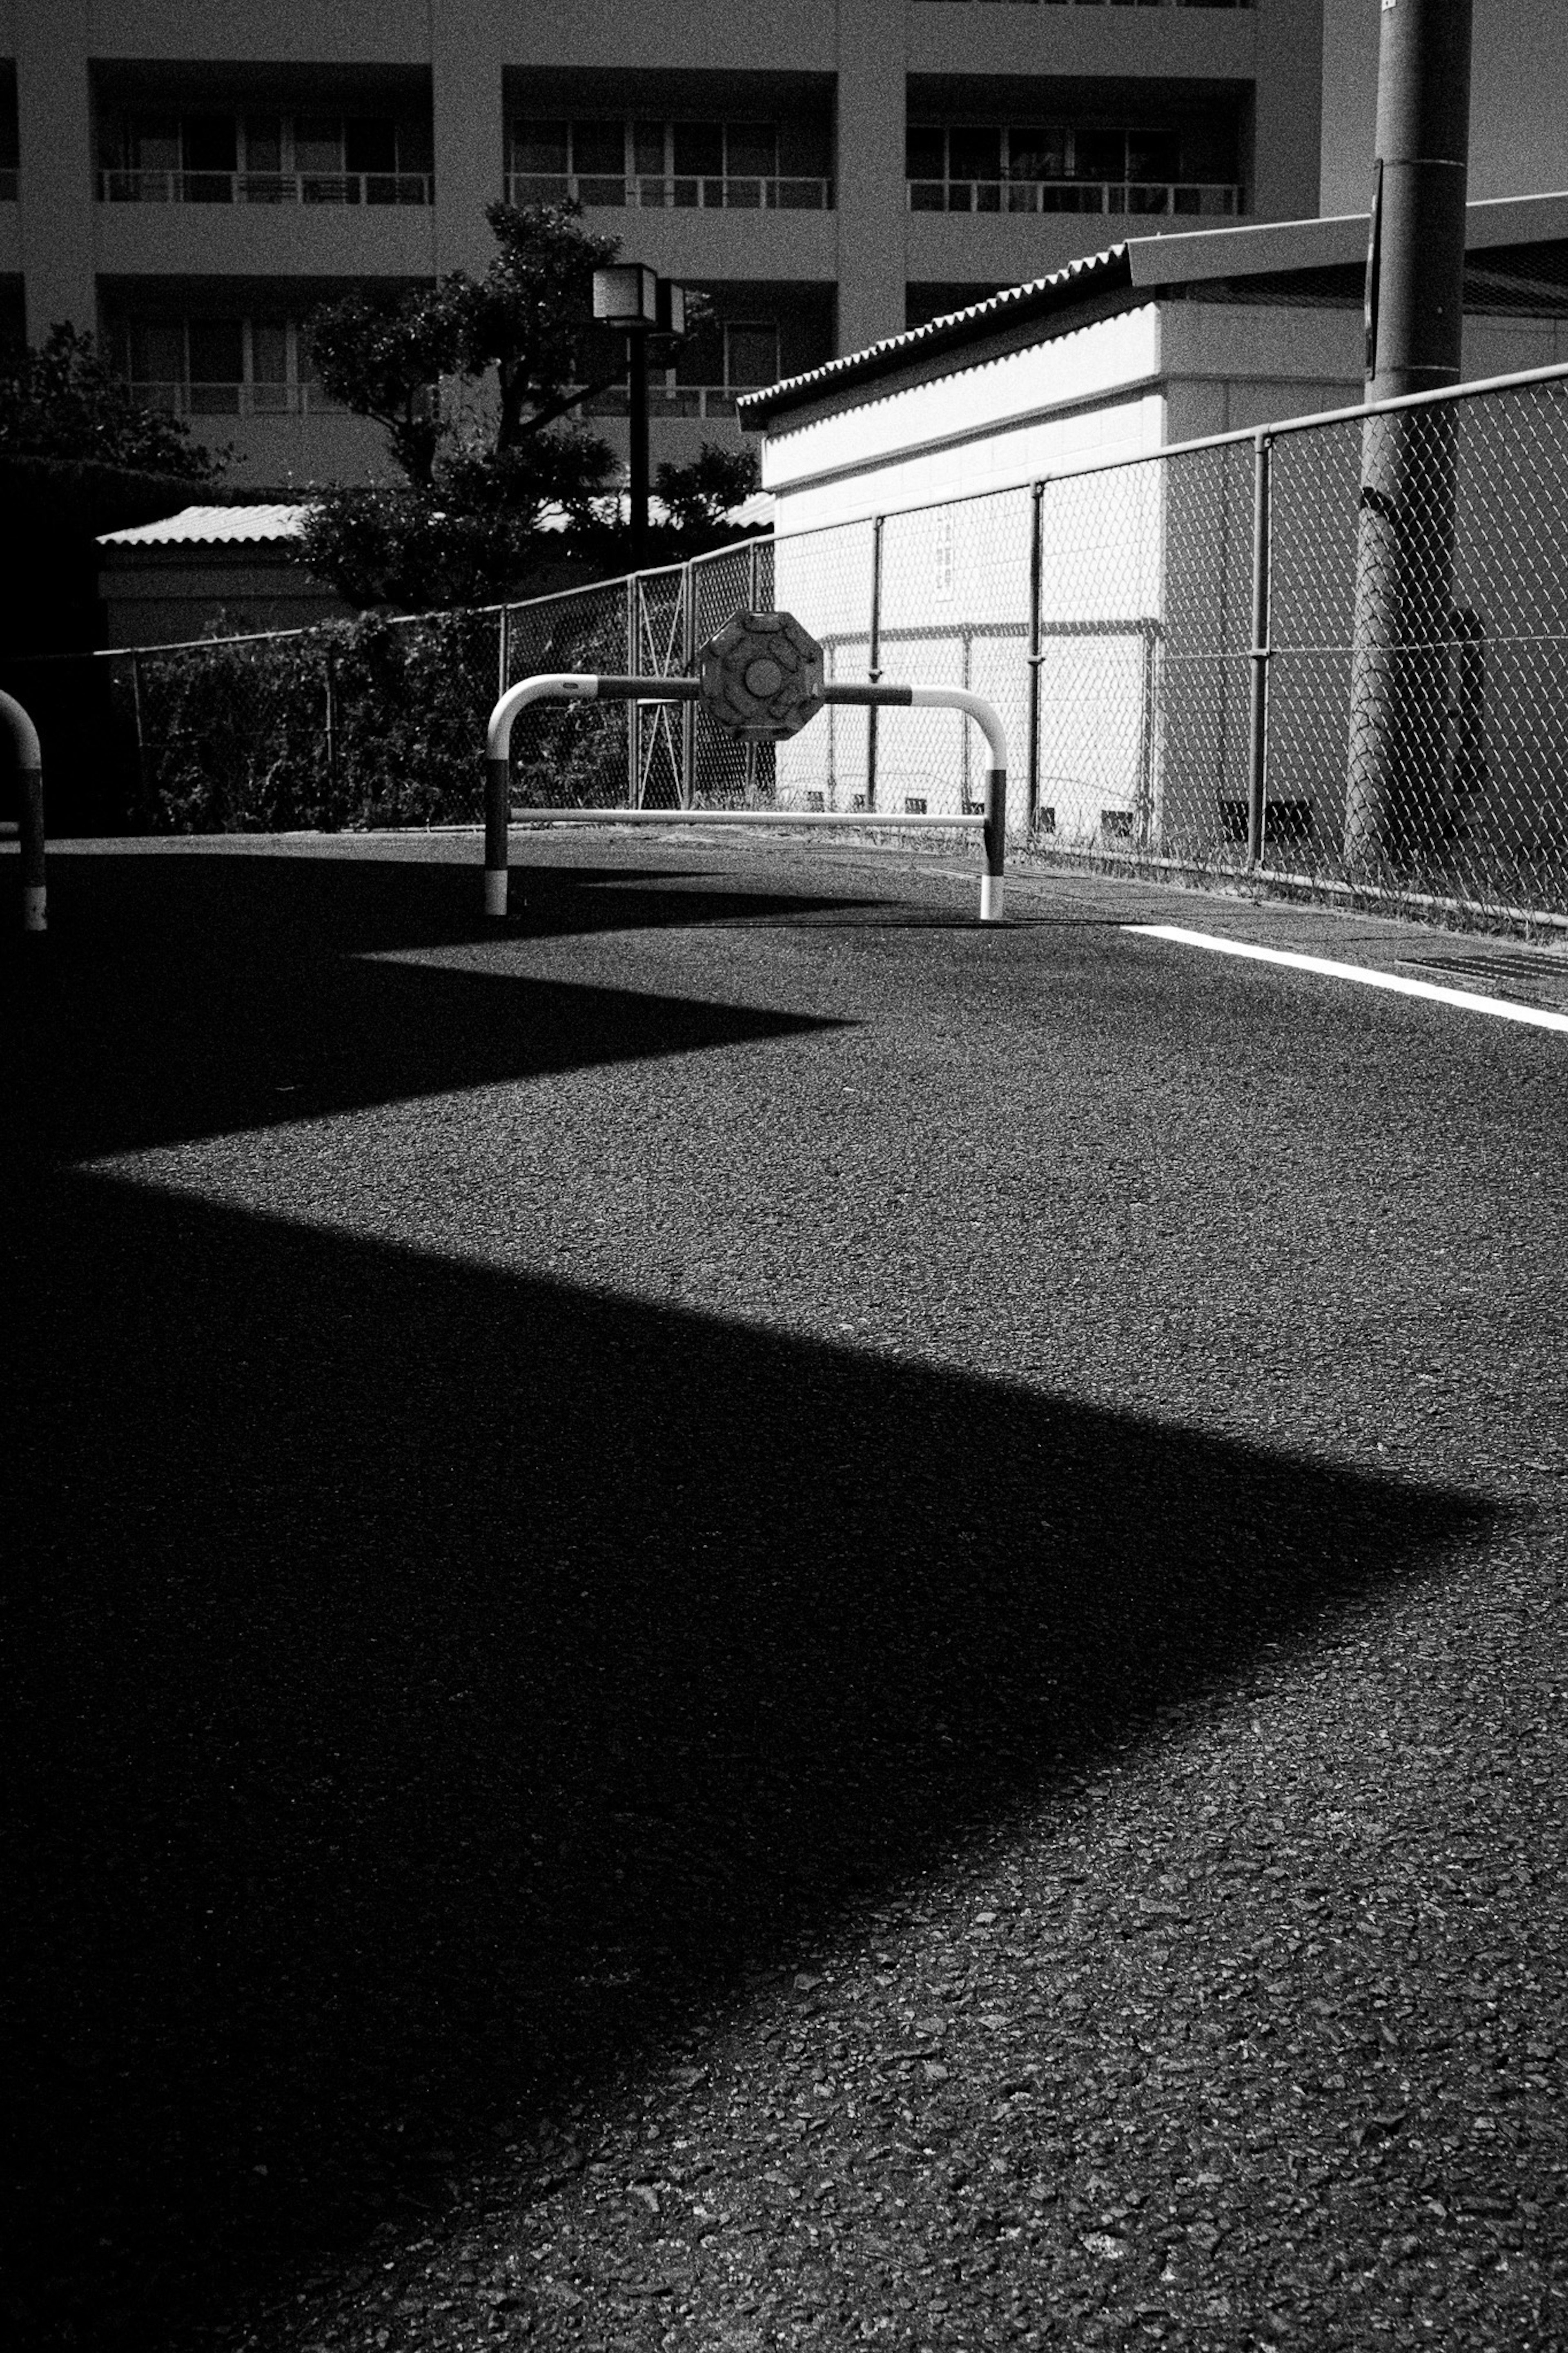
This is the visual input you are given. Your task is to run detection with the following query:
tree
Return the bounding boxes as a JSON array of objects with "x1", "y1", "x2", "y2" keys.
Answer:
[
  {"x1": 300, "y1": 202, "x2": 761, "y2": 608},
  {"x1": 301, "y1": 201, "x2": 634, "y2": 607},
  {"x1": 304, "y1": 286, "x2": 461, "y2": 488},
  {"x1": 655, "y1": 444, "x2": 762, "y2": 543},
  {"x1": 0, "y1": 323, "x2": 224, "y2": 479}
]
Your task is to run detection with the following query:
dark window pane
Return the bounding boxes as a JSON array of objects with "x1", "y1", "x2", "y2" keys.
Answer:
[
  {"x1": 188, "y1": 319, "x2": 244, "y2": 383},
  {"x1": 1075, "y1": 125, "x2": 1124, "y2": 180},
  {"x1": 183, "y1": 114, "x2": 236, "y2": 173},
  {"x1": 726, "y1": 121, "x2": 776, "y2": 177},
  {"x1": 251, "y1": 322, "x2": 289, "y2": 383},
  {"x1": 948, "y1": 127, "x2": 1000, "y2": 182},
  {"x1": 512, "y1": 119, "x2": 568, "y2": 173},
  {"x1": 572, "y1": 120, "x2": 624, "y2": 175},
  {"x1": 345, "y1": 117, "x2": 397, "y2": 174},
  {"x1": 632, "y1": 121, "x2": 665, "y2": 175},
  {"x1": 129, "y1": 321, "x2": 185, "y2": 381},
  {"x1": 1126, "y1": 126, "x2": 1179, "y2": 181},
  {"x1": 245, "y1": 116, "x2": 283, "y2": 172},
  {"x1": 294, "y1": 115, "x2": 343, "y2": 173},
  {"x1": 1008, "y1": 125, "x2": 1067, "y2": 179},
  {"x1": 672, "y1": 121, "x2": 723, "y2": 176},
  {"x1": 905, "y1": 125, "x2": 944, "y2": 178},
  {"x1": 130, "y1": 117, "x2": 180, "y2": 173},
  {"x1": 673, "y1": 320, "x2": 722, "y2": 386},
  {"x1": 726, "y1": 323, "x2": 778, "y2": 387}
]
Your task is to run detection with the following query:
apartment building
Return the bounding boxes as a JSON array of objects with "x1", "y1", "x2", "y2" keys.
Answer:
[{"x1": 1, "y1": 0, "x2": 1324, "y2": 492}]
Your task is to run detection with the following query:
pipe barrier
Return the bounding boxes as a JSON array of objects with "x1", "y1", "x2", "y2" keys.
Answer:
[
  {"x1": 483, "y1": 670, "x2": 1007, "y2": 925},
  {"x1": 0, "y1": 689, "x2": 46, "y2": 935}
]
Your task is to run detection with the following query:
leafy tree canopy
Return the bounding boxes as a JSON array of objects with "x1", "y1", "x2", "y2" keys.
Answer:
[
  {"x1": 0, "y1": 324, "x2": 224, "y2": 479},
  {"x1": 301, "y1": 203, "x2": 760, "y2": 609}
]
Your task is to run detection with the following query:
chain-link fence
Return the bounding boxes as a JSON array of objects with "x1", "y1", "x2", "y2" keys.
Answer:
[{"x1": 11, "y1": 359, "x2": 1568, "y2": 930}]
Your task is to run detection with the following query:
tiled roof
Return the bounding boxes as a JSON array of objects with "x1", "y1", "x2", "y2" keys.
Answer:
[
  {"x1": 737, "y1": 191, "x2": 1568, "y2": 431},
  {"x1": 97, "y1": 503, "x2": 311, "y2": 548},
  {"x1": 735, "y1": 246, "x2": 1131, "y2": 430}
]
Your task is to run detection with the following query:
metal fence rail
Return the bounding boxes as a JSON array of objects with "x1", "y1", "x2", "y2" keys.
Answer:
[{"x1": 16, "y1": 357, "x2": 1568, "y2": 933}]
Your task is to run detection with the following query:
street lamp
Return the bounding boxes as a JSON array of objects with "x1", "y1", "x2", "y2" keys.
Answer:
[{"x1": 592, "y1": 264, "x2": 686, "y2": 571}]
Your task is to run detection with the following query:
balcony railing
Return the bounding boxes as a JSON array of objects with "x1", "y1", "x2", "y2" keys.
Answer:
[
  {"x1": 98, "y1": 169, "x2": 432, "y2": 207},
  {"x1": 908, "y1": 177, "x2": 1241, "y2": 216},
  {"x1": 507, "y1": 171, "x2": 832, "y2": 213},
  {"x1": 916, "y1": 2, "x2": 1250, "y2": 10},
  {"x1": 582, "y1": 385, "x2": 759, "y2": 419},
  {"x1": 127, "y1": 381, "x2": 349, "y2": 417}
]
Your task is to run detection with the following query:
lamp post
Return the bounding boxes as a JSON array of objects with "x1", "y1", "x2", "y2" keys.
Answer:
[{"x1": 592, "y1": 263, "x2": 686, "y2": 573}]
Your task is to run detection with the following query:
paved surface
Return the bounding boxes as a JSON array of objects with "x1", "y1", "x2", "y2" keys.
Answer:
[{"x1": 3, "y1": 833, "x2": 1566, "y2": 2353}]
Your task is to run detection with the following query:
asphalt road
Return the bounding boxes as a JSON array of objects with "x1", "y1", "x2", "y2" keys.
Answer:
[{"x1": 3, "y1": 833, "x2": 1566, "y2": 2353}]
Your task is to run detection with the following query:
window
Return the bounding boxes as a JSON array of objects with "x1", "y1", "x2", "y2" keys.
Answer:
[
  {"x1": 724, "y1": 323, "x2": 778, "y2": 388},
  {"x1": 511, "y1": 118, "x2": 797, "y2": 205},
  {"x1": 120, "y1": 317, "x2": 336, "y2": 415},
  {"x1": 105, "y1": 110, "x2": 429, "y2": 199},
  {"x1": 906, "y1": 119, "x2": 1240, "y2": 211}
]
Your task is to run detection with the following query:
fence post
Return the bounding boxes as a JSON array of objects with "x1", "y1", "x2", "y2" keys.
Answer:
[
  {"x1": 744, "y1": 540, "x2": 762, "y2": 805},
  {"x1": 1247, "y1": 430, "x2": 1272, "y2": 869},
  {"x1": 680, "y1": 562, "x2": 696, "y2": 807},
  {"x1": 1027, "y1": 480, "x2": 1044, "y2": 831},
  {"x1": 129, "y1": 651, "x2": 149, "y2": 822},
  {"x1": 625, "y1": 574, "x2": 640, "y2": 807},
  {"x1": 866, "y1": 514, "x2": 884, "y2": 811},
  {"x1": 498, "y1": 603, "x2": 510, "y2": 705}
]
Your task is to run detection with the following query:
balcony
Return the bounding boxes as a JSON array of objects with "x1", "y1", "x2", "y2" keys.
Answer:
[
  {"x1": 583, "y1": 384, "x2": 752, "y2": 420},
  {"x1": 506, "y1": 171, "x2": 831, "y2": 212},
  {"x1": 99, "y1": 169, "x2": 432, "y2": 207},
  {"x1": 908, "y1": 176, "x2": 1240, "y2": 216},
  {"x1": 127, "y1": 381, "x2": 349, "y2": 419}
]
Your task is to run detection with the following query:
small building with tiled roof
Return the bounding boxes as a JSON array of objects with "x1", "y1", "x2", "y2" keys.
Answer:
[
  {"x1": 96, "y1": 502, "x2": 350, "y2": 647},
  {"x1": 738, "y1": 193, "x2": 1568, "y2": 535}
]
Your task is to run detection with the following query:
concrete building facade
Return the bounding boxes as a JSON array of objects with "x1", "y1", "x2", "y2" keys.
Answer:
[{"x1": 0, "y1": 0, "x2": 1325, "y2": 491}]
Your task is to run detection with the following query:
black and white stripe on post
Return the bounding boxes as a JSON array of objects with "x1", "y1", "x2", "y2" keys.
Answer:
[
  {"x1": 482, "y1": 614, "x2": 1009, "y2": 925},
  {"x1": 0, "y1": 688, "x2": 46, "y2": 935}
]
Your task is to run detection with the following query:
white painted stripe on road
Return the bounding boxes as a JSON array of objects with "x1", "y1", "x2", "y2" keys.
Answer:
[{"x1": 1123, "y1": 925, "x2": 1568, "y2": 1034}]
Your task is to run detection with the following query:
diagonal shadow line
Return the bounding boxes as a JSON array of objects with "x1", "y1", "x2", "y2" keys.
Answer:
[
  {"x1": 1, "y1": 1169, "x2": 1492, "y2": 2351},
  {"x1": 6, "y1": 851, "x2": 855, "y2": 1162}
]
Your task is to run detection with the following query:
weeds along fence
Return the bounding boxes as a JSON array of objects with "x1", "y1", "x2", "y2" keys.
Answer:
[{"x1": 14, "y1": 360, "x2": 1568, "y2": 928}]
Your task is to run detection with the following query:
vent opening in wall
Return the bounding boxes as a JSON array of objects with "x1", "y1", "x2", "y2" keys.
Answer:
[
  {"x1": 904, "y1": 796, "x2": 928, "y2": 814},
  {"x1": 805, "y1": 790, "x2": 825, "y2": 811},
  {"x1": 1101, "y1": 809, "x2": 1135, "y2": 840},
  {"x1": 1036, "y1": 807, "x2": 1056, "y2": 834}
]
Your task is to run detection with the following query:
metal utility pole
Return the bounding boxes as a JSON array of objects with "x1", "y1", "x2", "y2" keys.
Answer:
[{"x1": 1345, "y1": 0, "x2": 1474, "y2": 868}]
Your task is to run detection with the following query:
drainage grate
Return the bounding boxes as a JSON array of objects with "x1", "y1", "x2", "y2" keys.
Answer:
[{"x1": 1397, "y1": 950, "x2": 1568, "y2": 989}]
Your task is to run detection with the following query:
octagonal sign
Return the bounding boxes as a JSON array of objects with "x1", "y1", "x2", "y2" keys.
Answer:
[{"x1": 697, "y1": 609, "x2": 826, "y2": 741}]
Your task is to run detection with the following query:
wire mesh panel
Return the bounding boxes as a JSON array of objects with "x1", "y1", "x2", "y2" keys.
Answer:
[
  {"x1": 880, "y1": 489, "x2": 1032, "y2": 824},
  {"x1": 1155, "y1": 437, "x2": 1255, "y2": 856},
  {"x1": 1269, "y1": 375, "x2": 1568, "y2": 915},
  {"x1": 774, "y1": 522, "x2": 877, "y2": 813},
  {"x1": 1033, "y1": 459, "x2": 1165, "y2": 847},
  {"x1": 503, "y1": 582, "x2": 630, "y2": 810},
  {"x1": 688, "y1": 542, "x2": 763, "y2": 807}
]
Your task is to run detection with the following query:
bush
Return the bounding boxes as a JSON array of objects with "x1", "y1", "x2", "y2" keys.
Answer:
[{"x1": 130, "y1": 609, "x2": 501, "y2": 834}]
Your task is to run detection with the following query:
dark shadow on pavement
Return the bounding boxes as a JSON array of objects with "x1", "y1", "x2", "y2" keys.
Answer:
[
  {"x1": 3, "y1": 850, "x2": 853, "y2": 1160},
  {"x1": 2, "y1": 1169, "x2": 1491, "y2": 2352}
]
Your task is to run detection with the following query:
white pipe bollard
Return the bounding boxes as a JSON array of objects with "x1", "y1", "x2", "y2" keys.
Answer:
[
  {"x1": 0, "y1": 688, "x2": 46, "y2": 934},
  {"x1": 483, "y1": 670, "x2": 1008, "y2": 923}
]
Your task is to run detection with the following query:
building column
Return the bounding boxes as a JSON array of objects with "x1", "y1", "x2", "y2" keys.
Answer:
[
  {"x1": 16, "y1": 0, "x2": 95, "y2": 343},
  {"x1": 430, "y1": 0, "x2": 509, "y2": 281},
  {"x1": 1252, "y1": 0, "x2": 1325, "y2": 221},
  {"x1": 835, "y1": 0, "x2": 908, "y2": 355}
]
